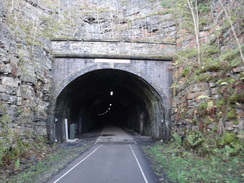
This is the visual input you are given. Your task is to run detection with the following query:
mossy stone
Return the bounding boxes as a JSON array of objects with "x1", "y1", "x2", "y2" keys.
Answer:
[
  {"x1": 229, "y1": 92, "x2": 244, "y2": 104},
  {"x1": 227, "y1": 109, "x2": 237, "y2": 120},
  {"x1": 224, "y1": 133, "x2": 237, "y2": 144}
]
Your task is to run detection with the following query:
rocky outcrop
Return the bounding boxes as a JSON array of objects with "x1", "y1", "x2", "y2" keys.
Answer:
[
  {"x1": 0, "y1": 0, "x2": 52, "y2": 137},
  {"x1": 171, "y1": 0, "x2": 244, "y2": 137},
  {"x1": 49, "y1": 0, "x2": 176, "y2": 43}
]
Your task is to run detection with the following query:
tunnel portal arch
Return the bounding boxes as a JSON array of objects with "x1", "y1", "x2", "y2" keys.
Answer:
[
  {"x1": 53, "y1": 60, "x2": 166, "y2": 99},
  {"x1": 49, "y1": 40, "x2": 173, "y2": 142},
  {"x1": 53, "y1": 67, "x2": 168, "y2": 143}
]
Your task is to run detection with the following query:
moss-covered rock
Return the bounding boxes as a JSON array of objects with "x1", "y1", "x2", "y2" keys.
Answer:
[
  {"x1": 227, "y1": 109, "x2": 237, "y2": 120},
  {"x1": 229, "y1": 92, "x2": 244, "y2": 104}
]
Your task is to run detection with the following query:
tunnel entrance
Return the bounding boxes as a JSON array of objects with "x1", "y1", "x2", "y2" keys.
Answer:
[{"x1": 54, "y1": 69, "x2": 165, "y2": 142}]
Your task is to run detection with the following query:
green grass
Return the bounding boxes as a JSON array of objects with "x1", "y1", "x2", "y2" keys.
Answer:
[
  {"x1": 143, "y1": 142, "x2": 244, "y2": 183},
  {"x1": 2, "y1": 143, "x2": 92, "y2": 183}
]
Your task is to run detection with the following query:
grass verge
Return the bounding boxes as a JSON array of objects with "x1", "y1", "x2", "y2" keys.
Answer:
[
  {"x1": 2, "y1": 142, "x2": 93, "y2": 183},
  {"x1": 142, "y1": 142, "x2": 244, "y2": 183}
]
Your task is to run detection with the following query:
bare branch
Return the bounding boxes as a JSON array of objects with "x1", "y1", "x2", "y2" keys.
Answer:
[
  {"x1": 219, "y1": 0, "x2": 244, "y2": 65},
  {"x1": 187, "y1": 0, "x2": 202, "y2": 66}
]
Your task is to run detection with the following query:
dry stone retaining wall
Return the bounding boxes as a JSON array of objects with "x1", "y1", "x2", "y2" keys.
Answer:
[
  {"x1": 171, "y1": 0, "x2": 244, "y2": 137},
  {"x1": 0, "y1": 0, "x2": 52, "y2": 138}
]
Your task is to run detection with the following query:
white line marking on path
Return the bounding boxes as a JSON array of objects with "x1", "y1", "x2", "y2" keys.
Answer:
[
  {"x1": 95, "y1": 131, "x2": 104, "y2": 144},
  {"x1": 53, "y1": 144, "x2": 103, "y2": 183},
  {"x1": 129, "y1": 144, "x2": 149, "y2": 183}
]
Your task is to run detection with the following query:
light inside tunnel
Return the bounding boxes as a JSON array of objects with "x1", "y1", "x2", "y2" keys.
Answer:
[
  {"x1": 54, "y1": 69, "x2": 165, "y2": 142},
  {"x1": 97, "y1": 104, "x2": 112, "y2": 116}
]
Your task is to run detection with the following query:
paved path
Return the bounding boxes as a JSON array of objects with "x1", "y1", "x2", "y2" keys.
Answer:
[
  {"x1": 47, "y1": 126, "x2": 158, "y2": 183},
  {"x1": 95, "y1": 125, "x2": 135, "y2": 144}
]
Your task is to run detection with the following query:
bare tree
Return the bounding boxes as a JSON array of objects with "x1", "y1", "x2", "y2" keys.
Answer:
[
  {"x1": 187, "y1": 0, "x2": 202, "y2": 66},
  {"x1": 219, "y1": 0, "x2": 244, "y2": 64}
]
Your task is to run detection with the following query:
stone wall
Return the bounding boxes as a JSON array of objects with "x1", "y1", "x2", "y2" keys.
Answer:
[
  {"x1": 0, "y1": 0, "x2": 53, "y2": 138},
  {"x1": 49, "y1": 0, "x2": 176, "y2": 43},
  {"x1": 171, "y1": 0, "x2": 244, "y2": 137},
  {"x1": 51, "y1": 40, "x2": 175, "y2": 58}
]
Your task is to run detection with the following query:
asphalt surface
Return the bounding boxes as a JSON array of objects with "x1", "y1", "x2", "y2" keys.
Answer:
[{"x1": 46, "y1": 126, "x2": 159, "y2": 183}]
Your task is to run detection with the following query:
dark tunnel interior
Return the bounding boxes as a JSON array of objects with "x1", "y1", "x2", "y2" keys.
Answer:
[{"x1": 54, "y1": 69, "x2": 165, "y2": 142}]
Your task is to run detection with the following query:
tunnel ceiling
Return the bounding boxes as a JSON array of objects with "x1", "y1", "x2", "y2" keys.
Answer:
[{"x1": 57, "y1": 69, "x2": 161, "y2": 114}]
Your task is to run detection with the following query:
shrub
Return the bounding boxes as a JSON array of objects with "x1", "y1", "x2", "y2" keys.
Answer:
[
  {"x1": 172, "y1": 133, "x2": 182, "y2": 146},
  {"x1": 227, "y1": 109, "x2": 237, "y2": 120},
  {"x1": 229, "y1": 92, "x2": 244, "y2": 104},
  {"x1": 223, "y1": 133, "x2": 237, "y2": 145}
]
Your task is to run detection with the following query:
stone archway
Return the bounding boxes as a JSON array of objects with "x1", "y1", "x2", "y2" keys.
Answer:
[
  {"x1": 48, "y1": 40, "x2": 173, "y2": 142},
  {"x1": 52, "y1": 68, "x2": 166, "y2": 142}
]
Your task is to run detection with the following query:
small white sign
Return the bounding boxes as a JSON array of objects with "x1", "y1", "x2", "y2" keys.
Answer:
[{"x1": 94, "y1": 59, "x2": 130, "y2": 63}]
